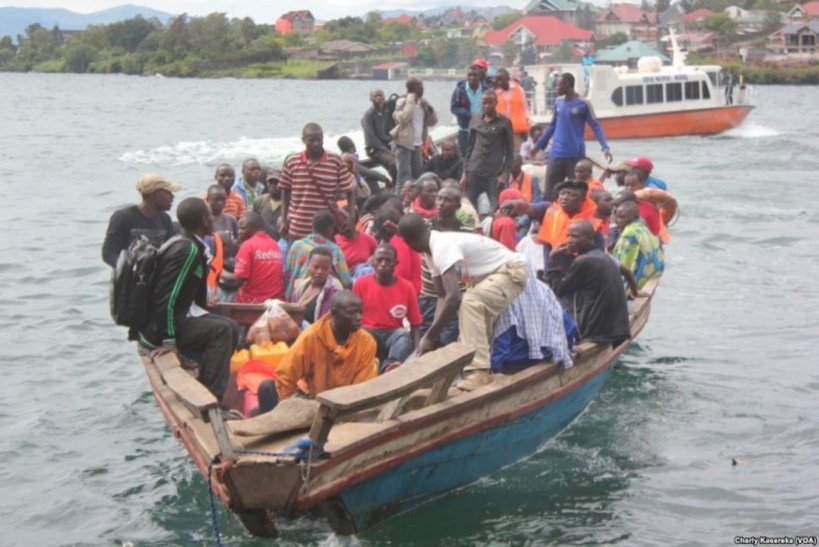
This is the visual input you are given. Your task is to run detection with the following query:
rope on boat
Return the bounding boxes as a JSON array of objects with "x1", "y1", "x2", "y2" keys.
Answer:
[{"x1": 207, "y1": 455, "x2": 224, "y2": 547}]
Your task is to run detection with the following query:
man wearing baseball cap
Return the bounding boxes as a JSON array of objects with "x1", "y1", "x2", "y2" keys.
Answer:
[
  {"x1": 471, "y1": 58, "x2": 493, "y2": 88},
  {"x1": 624, "y1": 156, "x2": 668, "y2": 190},
  {"x1": 102, "y1": 173, "x2": 181, "y2": 267}
]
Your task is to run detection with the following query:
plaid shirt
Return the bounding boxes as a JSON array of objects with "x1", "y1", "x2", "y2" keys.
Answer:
[{"x1": 494, "y1": 261, "x2": 573, "y2": 367}]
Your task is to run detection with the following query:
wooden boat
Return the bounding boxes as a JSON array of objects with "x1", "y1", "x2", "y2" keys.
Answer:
[
  {"x1": 139, "y1": 277, "x2": 659, "y2": 538},
  {"x1": 526, "y1": 30, "x2": 753, "y2": 139}
]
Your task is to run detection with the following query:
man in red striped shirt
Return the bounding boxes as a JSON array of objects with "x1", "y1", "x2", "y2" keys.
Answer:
[{"x1": 279, "y1": 123, "x2": 355, "y2": 241}]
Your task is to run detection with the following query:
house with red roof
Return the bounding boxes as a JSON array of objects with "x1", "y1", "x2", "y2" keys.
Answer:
[
  {"x1": 482, "y1": 15, "x2": 593, "y2": 57},
  {"x1": 787, "y1": 1, "x2": 819, "y2": 22},
  {"x1": 276, "y1": 10, "x2": 315, "y2": 36},
  {"x1": 682, "y1": 8, "x2": 714, "y2": 24},
  {"x1": 384, "y1": 14, "x2": 415, "y2": 25},
  {"x1": 596, "y1": 3, "x2": 657, "y2": 40}
]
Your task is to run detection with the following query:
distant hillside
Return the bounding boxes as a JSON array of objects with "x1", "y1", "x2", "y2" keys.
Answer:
[
  {"x1": 0, "y1": 4, "x2": 175, "y2": 40},
  {"x1": 380, "y1": 5, "x2": 515, "y2": 20}
]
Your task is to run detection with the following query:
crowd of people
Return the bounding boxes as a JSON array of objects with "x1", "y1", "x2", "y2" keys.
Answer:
[{"x1": 103, "y1": 58, "x2": 673, "y2": 413}]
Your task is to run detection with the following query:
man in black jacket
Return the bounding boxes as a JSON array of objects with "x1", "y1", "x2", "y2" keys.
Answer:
[
  {"x1": 361, "y1": 88, "x2": 396, "y2": 182},
  {"x1": 138, "y1": 197, "x2": 237, "y2": 400}
]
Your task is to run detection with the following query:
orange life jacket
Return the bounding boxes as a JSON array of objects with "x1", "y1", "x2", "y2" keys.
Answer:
[
  {"x1": 509, "y1": 172, "x2": 533, "y2": 202},
  {"x1": 207, "y1": 232, "x2": 224, "y2": 290},
  {"x1": 536, "y1": 197, "x2": 602, "y2": 248},
  {"x1": 495, "y1": 82, "x2": 530, "y2": 134}
]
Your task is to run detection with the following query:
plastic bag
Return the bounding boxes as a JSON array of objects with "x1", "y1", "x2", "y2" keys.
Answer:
[
  {"x1": 265, "y1": 300, "x2": 301, "y2": 343},
  {"x1": 245, "y1": 300, "x2": 300, "y2": 345}
]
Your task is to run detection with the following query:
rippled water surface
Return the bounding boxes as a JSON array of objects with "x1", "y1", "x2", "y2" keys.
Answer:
[{"x1": 1, "y1": 74, "x2": 818, "y2": 546}]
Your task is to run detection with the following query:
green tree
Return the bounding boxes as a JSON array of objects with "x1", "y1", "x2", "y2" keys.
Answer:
[
  {"x1": 106, "y1": 16, "x2": 159, "y2": 52},
  {"x1": 63, "y1": 43, "x2": 97, "y2": 72},
  {"x1": 598, "y1": 31, "x2": 629, "y2": 48},
  {"x1": 703, "y1": 13, "x2": 736, "y2": 40},
  {"x1": 380, "y1": 21, "x2": 413, "y2": 43},
  {"x1": 491, "y1": 11, "x2": 523, "y2": 30},
  {"x1": 159, "y1": 14, "x2": 190, "y2": 61},
  {"x1": 188, "y1": 12, "x2": 233, "y2": 57}
]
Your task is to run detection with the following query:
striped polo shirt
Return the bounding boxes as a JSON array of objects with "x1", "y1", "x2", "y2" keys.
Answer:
[{"x1": 279, "y1": 151, "x2": 353, "y2": 240}]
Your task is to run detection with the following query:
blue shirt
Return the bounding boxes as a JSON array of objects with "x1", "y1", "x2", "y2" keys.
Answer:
[
  {"x1": 536, "y1": 96, "x2": 609, "y2": 159},
  {"x1": 465, "y1": 85, "x2": 483, "y2": 117},
  {"x1": 646, "y1": 174, "x2": 668, "y2": 191},
  {"x1": 232, "y1": 177, "x2": 264, "y2": 206}
]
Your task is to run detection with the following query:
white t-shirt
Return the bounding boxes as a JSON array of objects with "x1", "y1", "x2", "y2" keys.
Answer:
[
  {"x1": 516, "y1": 234, "x2": 544, "y2": 274},
  {"x1": 425, "y1": 231, "x2": 525, "y2": 281}
]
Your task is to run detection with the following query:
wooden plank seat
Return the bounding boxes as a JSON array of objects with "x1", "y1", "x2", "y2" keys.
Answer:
[
  {"x1": 152, "y1": 352, "x2": 235, "y2": 458},
  {"x1": 309, "y1": 343, "x2": 475, "y2": 446}
]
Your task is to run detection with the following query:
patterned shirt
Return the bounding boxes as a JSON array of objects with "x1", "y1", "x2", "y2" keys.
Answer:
[
  {"x1": 284, "y1": 234, "x2": 352, "y2": 300},
  {"x1": 222, "y1": 191, "x2": 246, "y2": 220},
  {"x1": 279, "y1": 151, "x2": 353, "y2": 241},
  {"x1": 613, "y1": 221, "x2": 664, "y2": 289}
]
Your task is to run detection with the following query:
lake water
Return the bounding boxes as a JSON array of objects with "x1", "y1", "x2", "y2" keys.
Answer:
[{"x1": 1, "y1": 73, "x2": 818, "y2": 546}]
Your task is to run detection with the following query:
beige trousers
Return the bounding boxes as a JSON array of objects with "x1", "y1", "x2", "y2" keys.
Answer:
[{"x1": 459, "y1": 261, "x2": 528, "y2": 371}]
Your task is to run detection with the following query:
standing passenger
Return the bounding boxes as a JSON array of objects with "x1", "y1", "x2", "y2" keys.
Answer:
[
  {"x1": 399, "y1": 214, "x2": 528, "y2": 390},
  {"x1": 391, "y1": 78, "x2": 437, "y2": 191},
  {"x1": 530, "y1": 73, "x2": 613, "y2": 201},
  {"x1": 213, "y1": 163, "x2": 246, "y2": 219},
  {"x1": 494, "y1": 68, "x2": 530, "y2": 153},
  {"x1": 450, "y1": 68, "x2": 485, "y2": 157},
  {"x1": 279, "y1": 122, "x2": 355, "y2": 242},
  {"x1": 361, "y1": 88, "x2": 397, "y2": 182},
  {"x1": 460, "y1": 90, "x2": 514, "y2": 215},
  {"x1": 101, "y1": 173, "x2": 178, "y2": 267}
]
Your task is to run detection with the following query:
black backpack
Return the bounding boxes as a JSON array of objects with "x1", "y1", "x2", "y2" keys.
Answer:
[
  {"x1": 382, "y1": 93, "x2": 400, "y2": 136},
  {"x1": 110, "y1": 235, "x2": 159, "y2": 329}
]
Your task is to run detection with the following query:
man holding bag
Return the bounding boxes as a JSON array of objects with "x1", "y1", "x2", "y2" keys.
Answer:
[{"x1": 279, "y1": 122, "x2": 355, "y2": 242}]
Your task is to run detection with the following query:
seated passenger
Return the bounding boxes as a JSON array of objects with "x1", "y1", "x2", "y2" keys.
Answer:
[
  {"x1": 101, "y1": 173, "x2": 178, "y2": 267},
  {"x1": 353, "y1": 245, "x2": 422, "y2": 373},
  {"x1": 335, "y1": 208, "x2": 378, "y2": 278},
  {"x1": 401, "y1": 178, "x2": 420, "y2": 212},
  {"x1": 491, "y1": 259, "x2": 573, "y2": 372},
  {"x1": 573, "y1": 158, "x2": 605, "y2": 195},
  {"x1": 276, "y1": 291, "x2": 377, "y2": 400},
  {"x1": 616, "y1": 184, "x2": 661, "y2": 237},
  {"x1": 490, "y1": 189, "x2": 523, "y2": 251},
  {"x1": 442, "y1": 179, "x2": 479, "y2": 231},
  {"x1": 206, "y1": 184, "x2": 239, "y2": 243},
  {"x1": 519, "y1": 124, "x2": 547, "y2": 163},
  {"x1": 424, "y1": 139, "x2": 464, "y2": 182},
  {"x1": 290, "y1": 246, "x2": 344, "y2": 324},
  {"x1": 554, "y1": 220, "x2": 630, "y2": 347},
  {"x1": 252, "y1": 168, "x2": 284, "y2": 240},
  {"x1": 213, "y1": 163, "x2": 246, "y2": 220},
  {"x1": 625, "y1": 156, "x2": 668, "y2": 190},
  {"x1": 338, "y1": 135, "x2": 391, "y2": 198},
  {"x1": 411, "y1": 174, "x2": 440, "y2": 219},
  {"x1": 591, "y1": 189, "x2": 614, "y2": 238},
  {"x1": 507, "y1": 154, "x2": 542, "y2": 203},
  {"x1": 284, "y1": 210, "x2": 351, "y2": 300},
  {"x1": 373, "y1": 209, "x2": 422, "y2": 293},
  {"x1": 138, "y1": 197, "x2": 238, "y2": 401},
  {"x1": 220, "y1": 212, "x2": 285, "y2": 304},
  {"x1": 612, "y1": 201, "x2": 664, "y2": 290}
]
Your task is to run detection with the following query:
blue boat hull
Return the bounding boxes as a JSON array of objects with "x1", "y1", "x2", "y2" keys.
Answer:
[{"x1": 336, "y1": 363, "x2": 616, "y2": 532}]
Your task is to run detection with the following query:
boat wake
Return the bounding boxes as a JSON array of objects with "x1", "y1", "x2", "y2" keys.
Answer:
[
  {"x1": 119, "y1": 131, "x2": 367, "y2": 166},
  {"x1": 719, "y1": 123, "x2": 780, "y2": 139}
]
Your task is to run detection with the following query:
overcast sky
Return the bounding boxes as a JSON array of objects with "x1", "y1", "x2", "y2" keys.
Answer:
[{"x1": 2, "y1": 0, "x2": 527, "y2": 21}]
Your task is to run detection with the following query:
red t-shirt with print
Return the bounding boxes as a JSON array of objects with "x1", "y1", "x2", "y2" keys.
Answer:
[
  {"x1": 353, "y1": 274, "x2": 422, "y2": 330},
  {"x1": 234, "y1": 231, "x2": 285, "y2": 303}
]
